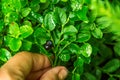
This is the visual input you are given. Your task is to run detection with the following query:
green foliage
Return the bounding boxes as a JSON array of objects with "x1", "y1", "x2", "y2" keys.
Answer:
[{"x1": 0, "y1": 0, "x2": 120, "y2": 80}]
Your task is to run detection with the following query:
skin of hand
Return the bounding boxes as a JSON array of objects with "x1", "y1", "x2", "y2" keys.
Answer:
[{"x1": 0, "y1": 51, "x2": 68, "y2": 80}]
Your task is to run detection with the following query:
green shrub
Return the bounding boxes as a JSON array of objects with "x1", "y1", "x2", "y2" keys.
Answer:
[{"x1": 0, "y1": 0, "x2": 120, "y2": 80}]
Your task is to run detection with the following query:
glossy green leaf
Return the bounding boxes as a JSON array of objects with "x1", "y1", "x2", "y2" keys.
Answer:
[
  {"x1": 9, "y1": 12, "x2": 18, "y2": 21},
  {"x1": 12, "y1": 0, "x2": 21, "y2": 11},
  {"x1": 2, "y1": 0, "x2": 13, "y2": 14},
  {"x1": 70, "y1": 0, "x2": 84, "y2": 11},
  {"x1": 51, "y1": 0, "x2": 59, "y2": 4},
  {"x1": 4, "y1": 12, "x2": 19, "y2": 23},
  {"x1": 21, "y1": 0, "x2": 28, "y2": 7},
  {"x1": 54, "y1": 7, "x2": 67, "y2": 25},
  {"x1": 68, "y1": 43, "x2": 80, "y2": 54},
  {"x1": 9, "y1": 22, "x2": 20, "y2": 38},
  {"x1": 80, "y1": 43, "x2": 92, "y2": 57},
  {"x1": 59, "y1": 50, "x2": 70, "y2": 62},
  {"x1": 61, "y1": 0, "x2": 68, "y2": 2},
  {"x1": 30, "y1": 11, "x2": 43, "y2": 23},
  {"x1": 74, "y1": 57, "x2": 84, "y2": 67},
  {"x1": 23, "y1": 20, "x2": 32, "y2": 27},
  {"x1": 0, "y1": 48, "x2": 11, "y2": 62},
  {"x1": 103, "y1": 59, "x2": 120, "y2": 73},
  {"x1": 44, "y1": 12, "x2": 56, "y2": 31},
  {"x1": 40, "y1": 0, "x2": 47, "y2": 3},
  {"x1": 20, "y1": 25, "x2": 33, "y2": 39},
  {"x1": 34, "y1": 27, "x2": 50, "y2": 45},
  {"x1": 96, "y1": 17, "x2": 111, "y2": 29},
  {"x1": 63, "y1": 25, "x2": 78, "y2": 34},
  {"x1": 92, "y1": 28, "x2": 103, "y2": 39},
  {"x1": 9, "y1": 38, "x2": 22, "y2": 51},
  {"x1": 20, "y1": 40, "x2": 32, "y2": 51},
  {"x1": 76, "y1": 6, "x2": 89, "y2": 22},
  {"x1": 77, "y1": 30, "x2": 91, "y2": 43},
  {"x1": 4, "y1": 36, "x2": 13, "y2": 46},
  {"x1": 72, "y1": 73, "x2": 80, "y2": 80},
  {"x1": 21, "y1": 7, "x2": 31, "y2": 17}
]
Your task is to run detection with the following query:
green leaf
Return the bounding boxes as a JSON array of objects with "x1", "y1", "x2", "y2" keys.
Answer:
[
  {"x1": 77, "y1": 30, "x2": 91, "y2": 43},
  {"x1": 54, "y1": 7, "x2": 67, "y2": 25},
  {"x1": 2, "y1": 0, "x2": 13, "y2": 14},
  {"x1": 74, "y1": 57, "x2": 84, "y2": 67},
  {"x1": 103, "y1": 59, "x2": 120, "y2": 73},
  {"x1": 61, "y1": 0, "x2": 68, "y2": 2},
  {"x1": 92, "y1": 28, "x2": 103, "y2": 39},
  {"x1": 44, "y1": 12, "x2": 56, "y2": 31},
  {"x1": 9, "y1": 38, "x2": 22, "y2": 51},
  {"x1": 0, "y1": 48, "x2": 11, "y2": 62},
  {"x1": 34, "y1": 27, "x2": 50, "y2": 45},
  {"x1": 21, "y1": 0, "x2": 28, "y2": 7},
  {"x1": 84, "y1": 72, "x2": 97, "y2": 80},
  {"x1": 20, "y1": 40, "x2": 32, "y2": 51},
  {"x1": 51, "y1": 0, "x2": 59, "y2": 4},
  {"x1": 108, "y1": 77, "x2": 116, "y2": 80},
  {"x1": 20, "y1": 25, "x2": 33, "y2": 39},
  {"x1": 9, "y1": 22, "x2": 20, "y2": 38},
  {"x1": 76, "y1": 6, "x2": 89, "y2": 22},
  {"x1": 4, "y1": 36, "x2": 13, "y2": 46},
  {"x1": 21, "y1": 7, "x2": 31, "y2": 17},
  {"x1": 80, "y1": 43, "x2": 92, "y2": 57},
  {"x1": 12, "y1": 0, "x2": 21, "y2": 11},
  {"x1": 23, "y1": 20, "x2": 32, "y2": 27},
  {"x1": 40, "y1": 0, "x2": 47, "y2": 3},
  {"x1": 63, "y1": 25, "x2": 78, "y2": 34},
  {"x1": 68, "y1": 43, "x2": 80, "y2": 54},
  {"x1": 96, "y1": 17, "x2": 111, "y2": 29},
  {"x1": 114, "y1": 42, "x2": 120, "y2": 56},
  {"x1": 30, "y1": 11, "x2": 43, "y2": 23},
  {"x1": 59, "y1": 50, "x2": 70, "y2": 62},
  {"x1": 72, "y1": 73, "x2": 80, "y2": 80},
  {"x1": 70, "y1": 0, "x2": 84, "y2": 11}
]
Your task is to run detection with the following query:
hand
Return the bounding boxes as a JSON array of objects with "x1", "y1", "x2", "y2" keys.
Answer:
[{"x1": 0, "y1": 51, "x2": 68, "y2": 80}]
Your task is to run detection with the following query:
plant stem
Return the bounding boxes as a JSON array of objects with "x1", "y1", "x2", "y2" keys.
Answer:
[{"x1": 53, "y1": 41, "x2": 71, "y2": 66}]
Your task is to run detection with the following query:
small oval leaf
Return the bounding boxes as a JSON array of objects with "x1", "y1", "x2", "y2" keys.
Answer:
[
  {"x1": 9, "y1": 38, "x2": 22, "y2": 51},
  {"x1": 103, "y1": 59, "x2": 120, "y2": 73},
  {"x1": 80, "y1": 43, "x2": 92, "y2": 57},
  {"x1": 0, "y1": 48, "x2": 11, "y2": 62}
]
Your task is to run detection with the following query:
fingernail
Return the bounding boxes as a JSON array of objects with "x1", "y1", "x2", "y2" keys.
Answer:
[{"x1": 59, "y1": 69, "x2": 68, "y2": 80}]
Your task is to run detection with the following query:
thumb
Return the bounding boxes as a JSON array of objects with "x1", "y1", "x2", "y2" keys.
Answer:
[{"x1": 40, "y1": 66, "x2": 68, "y2": 80}]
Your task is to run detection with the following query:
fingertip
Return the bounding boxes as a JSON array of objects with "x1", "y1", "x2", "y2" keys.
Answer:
[{"x1": 58, "y1": 67, "x2": 68, "y2": 80}]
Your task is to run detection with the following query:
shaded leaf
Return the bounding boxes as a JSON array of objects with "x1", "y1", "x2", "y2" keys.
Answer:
[
  {"x1": 84, "y1": 72, "x2": 97, "y2": 80},
  {"x1": 103, "y1": 59, "x2": 120, "y2": 73},
  {"x1": 77, "y1": 30, "x2": 91, "y2": 43},
  {"x1": 20, "y1": 40, "x2": 32, "y2": 51},
  {"x1": 92, "y1": 28, "x2": 103, "y2": 39},
  {"x1": 114, "y1": 42, "x2": 120, "y2": 56},
  {"x1": 59, "y1": 50, "x2": 70, "y2": 62},
  {"x1": 63, "y1": 25, "x2": 78, "y2": 34}
]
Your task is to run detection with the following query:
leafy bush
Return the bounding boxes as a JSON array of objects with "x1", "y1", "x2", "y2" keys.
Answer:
[{"x1": 0, "y1": 0, "x2": 120, "y2": 80}]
